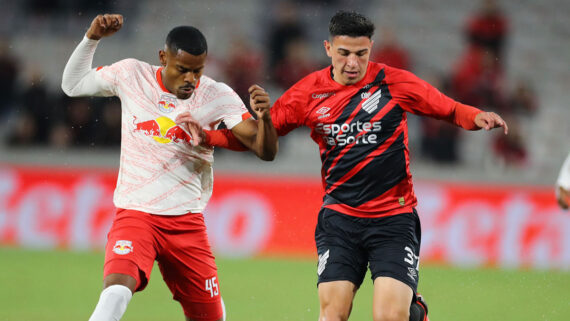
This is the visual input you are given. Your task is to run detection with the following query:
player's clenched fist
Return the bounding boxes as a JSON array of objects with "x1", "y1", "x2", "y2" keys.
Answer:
[
  {"x1": 249, "y1": 85, "x2": 271, "y2": 121},
  {"x1": 86, "y1": 14, "x2": 123, "y2": 40}
]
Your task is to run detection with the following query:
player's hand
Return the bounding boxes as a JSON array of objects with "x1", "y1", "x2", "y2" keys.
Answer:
[
  {"x1": 175, "y1": 112, "x2": 204, "y2": 147},
  {"x1": 474, "y1": 111, "x2": 508, "y2": 135},
  {"x1": 557, "y1": 186, "x2": 569, "y2": 210},
  {"x1": 86, "y1": 14, "x2": 123, "y2": 40},
  {"x1": 249, "y1": 85, "x2": 271, "y2": 121}
]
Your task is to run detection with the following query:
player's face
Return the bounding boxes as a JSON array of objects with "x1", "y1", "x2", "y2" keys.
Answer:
[
  {"x1": 324, "y1": 36, "x2": 373, "y2": 86},
  {"x1": 159, "y1": 48, "x2": 206, "y2": 100}
]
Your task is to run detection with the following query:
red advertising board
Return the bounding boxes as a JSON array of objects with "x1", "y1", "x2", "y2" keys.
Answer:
[{"x1": 0, "y1": 165, "x2": 568, "y2": 269}]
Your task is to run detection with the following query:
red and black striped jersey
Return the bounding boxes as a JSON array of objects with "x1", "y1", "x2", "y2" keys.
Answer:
[{"x1": 271, "y1": 61, "x2": 482, "y2": 218}]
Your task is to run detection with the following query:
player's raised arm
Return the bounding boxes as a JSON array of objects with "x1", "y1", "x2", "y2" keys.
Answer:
[
  {"x1": 223, "y1": 85, "x2": 279, "y2": 161},
  {"x1": 61, "y1": 14, "x2": 123, "y2": 97},
  {"x1": 86, "y1": 14, "x2": 124, "y2": 40}
]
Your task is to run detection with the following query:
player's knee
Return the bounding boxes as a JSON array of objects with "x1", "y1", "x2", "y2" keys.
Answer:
[
  {"x1": 320, "y1": 305, "x2": 350, "y2": 321},
  {"x1": 319, "y1": 313, "x2": 349, "y2": 321},
  {"x1": 373, "y1": 305, "x2": 410, "y2": 321},
  {"x1": 181, "y1": 296, "x2": 224, "y2": 321}
]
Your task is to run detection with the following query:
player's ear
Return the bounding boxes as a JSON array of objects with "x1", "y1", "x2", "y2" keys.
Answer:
[
  {"x1": 324, "y1": 40, "x2": 332, "y2": 57},
  {"x1": 159, "y1": 49, "x2": 167, "y2": 67}
]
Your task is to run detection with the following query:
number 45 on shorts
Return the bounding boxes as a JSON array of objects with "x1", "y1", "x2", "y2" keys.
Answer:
[{"x1": 205, "y1": 277, "x2": 219, "y2": 297}]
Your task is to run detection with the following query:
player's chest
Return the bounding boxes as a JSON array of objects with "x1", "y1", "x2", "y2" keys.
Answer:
[
  {"x1": 125, "y1": 87, "x2": 209, "y2": 123},
  {"x1": 305, "y1": 84, "x2": 393, "y2": 128}
]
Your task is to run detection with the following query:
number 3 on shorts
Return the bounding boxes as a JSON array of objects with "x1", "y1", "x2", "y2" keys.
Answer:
[{"x1": 205, "y1": 277, "x2": 219, "y2": 297}]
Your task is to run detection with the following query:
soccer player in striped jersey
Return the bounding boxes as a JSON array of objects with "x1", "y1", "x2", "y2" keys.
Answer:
[
  {"x1": 206, "y1": 10, "x2": 508, "y2": 321},
  {"x1": 61, "y1": 14, "x2": 277, "y2": 321}
]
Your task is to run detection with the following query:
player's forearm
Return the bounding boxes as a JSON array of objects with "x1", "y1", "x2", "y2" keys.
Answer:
[
  {"x1": 61, "y1": 36, "x2": 100, "y2": 97},
  {"x1": 252, "y1": 116, "x2": 278, "y2": 161},
  {"x1": 449, "y1": 103, "x2": 482, "y2": 130}
]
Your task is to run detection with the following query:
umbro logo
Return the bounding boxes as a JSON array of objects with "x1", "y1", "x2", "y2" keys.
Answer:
[
  {"x1": 316, "y1": 107, "x2": 331, "y2": 119},
  {"x1": 316, "y1": 107, "x2": 330, "y2": 114}
]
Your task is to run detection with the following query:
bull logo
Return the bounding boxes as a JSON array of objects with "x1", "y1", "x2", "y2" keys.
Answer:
[{"x1": 113, "y1": 240, "x2": 133, "y2": 255}]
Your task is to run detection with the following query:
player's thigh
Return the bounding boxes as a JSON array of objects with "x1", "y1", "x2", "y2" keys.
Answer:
[
  {"x1": 315, "y1": 207, "x2": 368, "y2": 287},
  {"x1": 104, "y1": 209, "x2": 158, "y2": 291},
  {"x1": 372, "y1": 276, "x2": 413, "y2": 321},
  {"x1": 366, "y1": 210, "x2": 421, "y2": 293},
  {"x1": 158, "y1": 214, "x2": 223, "y2": 321},
  {"x1": 318, "y1": 280, "x2": 357, "y2": 320}
]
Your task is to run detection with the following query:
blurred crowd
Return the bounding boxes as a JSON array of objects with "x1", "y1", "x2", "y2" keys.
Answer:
[
  {"x1": 415, "y1": 0, "x2": 537, "y2": 168},
  {"x1": 0, "y1": 0, "x2": 538, "y2": 168}
]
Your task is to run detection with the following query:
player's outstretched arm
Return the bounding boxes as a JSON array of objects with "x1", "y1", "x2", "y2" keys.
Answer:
[
  {"x1": 227, "y1": 85, "x2": 279, "y2": 161},
  {"x1": 474, "y1": 111, "x2": 509, "y2": 135},
  {"x1": 61, "y1": 14, "x2": 123, "y2": 97}
]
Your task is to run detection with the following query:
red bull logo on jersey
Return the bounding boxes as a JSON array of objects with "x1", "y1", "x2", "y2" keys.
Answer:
[
  {"x1": 113, "y1": 240, "x2": 133, "y2": 255},
  {"x1": 157, "y1": 94, "x2": 177, "y2": 113},
  {"x1": 133, "y1": 116, "x2": 194, "y2": 145}
]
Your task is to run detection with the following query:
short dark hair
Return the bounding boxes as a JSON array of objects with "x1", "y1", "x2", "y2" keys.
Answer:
[
  {"x1": 329, "y1": 10, "x2": 375, "y2": 39},
  {"x1": 165, "y1": 26, "x2": 208, "y2": 56}
]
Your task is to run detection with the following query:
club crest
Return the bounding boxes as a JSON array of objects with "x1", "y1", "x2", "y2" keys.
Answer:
[{"x1": 158, "y1": 94, "x2": 177, "y2": 113}]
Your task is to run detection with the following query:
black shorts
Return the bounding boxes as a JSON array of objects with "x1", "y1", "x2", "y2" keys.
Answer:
[{"x1": 315, "y1": 207, "x2": 422, "y2": 292}]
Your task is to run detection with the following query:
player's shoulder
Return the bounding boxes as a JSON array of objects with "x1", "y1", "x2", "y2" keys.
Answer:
[
  {"x1": 375, "y1": 62, "x2": 418, "y2": 82},
  {"x1": 104, "y1": 58, "x2": 153, "y2": 75},
  {"x1": 196, "y1": 75, "x2": 243, "y2": 105},
  {"x1": 197, "y1": 75, "x2": 239, "y2": 98},
  {"x1": 199, "y1": 75, "x2": 232, "y2": 92},
  {"x1": 113, "y1": 58, "x2": 147, "y2": 68},
  {"x1": 284, "y1": 66, "x2": 331, "y2": 98}
]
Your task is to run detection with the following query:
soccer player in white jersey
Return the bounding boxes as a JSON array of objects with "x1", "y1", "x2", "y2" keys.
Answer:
[
  {"x1": 556, "y1": 152, "x2": 570, "y2": 210},
  {"x1": 61, "y1": 14, "x2": 278, "y2": 321}
]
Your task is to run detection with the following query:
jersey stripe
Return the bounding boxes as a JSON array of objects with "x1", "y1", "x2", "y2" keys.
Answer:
[
  {"x1": 321, "y1": 71, "x2": 386, "y2": 173},
  {"x1": 325, "y1": 104, "x2": 404, "y2": 193}
]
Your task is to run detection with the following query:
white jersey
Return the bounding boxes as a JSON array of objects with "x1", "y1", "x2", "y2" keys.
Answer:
[{"x1": 62, "y1": 37, "x2": 248, "y2": 215}]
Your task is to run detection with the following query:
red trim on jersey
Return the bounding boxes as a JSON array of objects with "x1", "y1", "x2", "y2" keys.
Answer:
[
  {"x1": 204, "y1": 129, "x2": 248, "y2": 151},
  {"x1": 450, "y1": 103, "x2": 481, "y2": 130},
  {"x1": 202, "y1": 113, "x2": 252, "y2": 151},
  {"x1": 325, "y1": 203, "x2": 414, "y2": 218},
  {"x1": 96, "y1": 66, "x2": 103, "y2": 71},
  {"x1": 156, "y1": 67, "x2": 170, "y2": 93}
]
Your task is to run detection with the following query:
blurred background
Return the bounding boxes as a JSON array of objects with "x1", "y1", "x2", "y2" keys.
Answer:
[{"x1": 0, "y1": 0, "x2": 568, "y2": 320}]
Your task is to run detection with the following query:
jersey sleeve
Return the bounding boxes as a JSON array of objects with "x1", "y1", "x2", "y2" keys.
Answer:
[
  {"x1": 390, "y1": 68, "x2": 482, "y2": 130},
  {"x1": 209, "y1": 83, "x2": 250, "y2": 129},
  {"x1": 557, "y1": 152, "x2": 570, "y2": 190},
  {"x1": 61, "y1": 36, "x2": 122, "y2": 97},
  {"x1": 270, "y1": 85, "x2": 307, "y2": 136}
]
